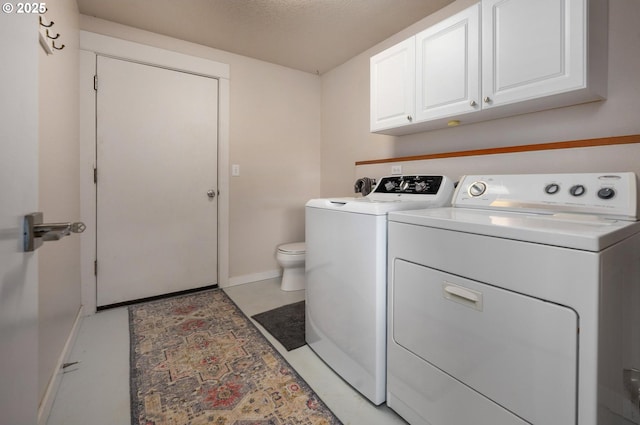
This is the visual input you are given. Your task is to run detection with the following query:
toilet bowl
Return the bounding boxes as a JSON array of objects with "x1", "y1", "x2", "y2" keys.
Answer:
[{"x1": 276, "y1": 242, "x2": 306, "y2": 291}]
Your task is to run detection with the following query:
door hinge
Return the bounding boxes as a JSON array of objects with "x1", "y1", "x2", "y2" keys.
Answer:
[
  {"x1": 93, "y1": 75, "x2": 98, "y2": 91},
  {"x1": 93, "y1": 167, "x2": 97, "y2": 184},
  {"x1": 94, "y1": 260, "x2": 98, "y2": 276}
]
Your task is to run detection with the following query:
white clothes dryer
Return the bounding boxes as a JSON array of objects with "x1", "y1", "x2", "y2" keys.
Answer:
[
  {"x1": 387, "y1": 172, "x2": 640, "y2": 425},
  {"x1": 305, "y1": 175, "x2": 454, "y2": 405}
]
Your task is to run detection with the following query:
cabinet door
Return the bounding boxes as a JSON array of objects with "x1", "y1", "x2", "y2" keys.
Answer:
[
  {"x1": 415, "y1": 4, "x2": 480, "y2": 122},
  {"x1": 370, "y1": 37, "x2": 415, "y2": 132},
  {"x1": 482, "y1": 0, "x2": 586, "y2": 108}
]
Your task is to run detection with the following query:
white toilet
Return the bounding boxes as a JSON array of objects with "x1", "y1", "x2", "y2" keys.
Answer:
[{"x1": 276, "y1": 242, "x2": 306, "y2": 291}]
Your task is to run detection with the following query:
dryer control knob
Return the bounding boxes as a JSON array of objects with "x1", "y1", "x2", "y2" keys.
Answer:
[
  {"x1": 597, "y1": 187, "x2": 616, "y2": 200},
  {"x1": 468, "y1": 181, "x2": 487, "y2": 197},
  {"x1": 570, "y1": 184, "x2": 586, "y2": 197},
  {"x1": 545, "y1": 183, "x2": 560, "y2": 195},
  {"x1": 399, "y1": 179, "x2": 410, "y2": 191},
  {"x1": 415, "y1": 181, "x2": 428, "y2": 192}
]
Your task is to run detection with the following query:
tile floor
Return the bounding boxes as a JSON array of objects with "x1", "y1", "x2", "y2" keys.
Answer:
[{"x1": 46, "y1": 278, "x2": 407, "y2": 425}]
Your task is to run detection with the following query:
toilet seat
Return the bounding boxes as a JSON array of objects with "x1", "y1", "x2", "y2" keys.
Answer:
[{"x1": 278, "y1": 242, "x2": 306, "y2": 255}]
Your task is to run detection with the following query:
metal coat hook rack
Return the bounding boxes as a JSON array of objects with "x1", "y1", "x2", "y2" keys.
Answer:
[{"x1": 39, "y1": 14, "x2": 64, "y2": 54}]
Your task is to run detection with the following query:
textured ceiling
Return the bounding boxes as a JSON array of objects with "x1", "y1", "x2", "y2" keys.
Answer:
[{"x1": 77, "y1": 0, "x2": 455, "y2": 74}]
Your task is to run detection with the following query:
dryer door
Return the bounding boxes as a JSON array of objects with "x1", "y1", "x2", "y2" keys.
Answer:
[{"x1": 391, "y1": 259, "x2": 578, "y2": 425}]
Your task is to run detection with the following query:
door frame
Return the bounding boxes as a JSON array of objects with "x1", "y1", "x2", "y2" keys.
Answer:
[{"x1": 79, "y1": 32, "x2": 230, "y2": 314}]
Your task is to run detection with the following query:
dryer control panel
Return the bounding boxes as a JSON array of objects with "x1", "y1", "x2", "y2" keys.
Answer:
[
  {"x1": 373, "y1": 175, "x2": 443, "y2": 195},
  {"x1": 454, "y1": 172, "x2": 638, "y2": 220}
]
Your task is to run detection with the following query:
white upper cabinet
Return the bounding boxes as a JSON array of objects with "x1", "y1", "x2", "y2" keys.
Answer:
[
  {"x1": 370, "y1": 38, "x2": 415, "y2": 132},
  {"x1": 370, "y1": 0, "x2": 607, "y2": 136},
  {"x1": 415, "y1": 4, "x2": 480, "y2": 122},
  {"x1": 481, "y1": 0, "x2": 603, "y2": 108}
]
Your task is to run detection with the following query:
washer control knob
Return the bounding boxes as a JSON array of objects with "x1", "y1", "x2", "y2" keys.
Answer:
[
  {"x1": 468, "y1": 181, "x2": 487, "y2": 197},
  {"x1": 415, "y1": 181, "x2": 428, "y2": 192},
  {"x1": 597, "y1": 187, "x2": 616, "y2": 200},
  {"x1": 399, "y1": 179, "x2": 410, "y2": 192},
  {"x1": 545, "y1": 183, "x2": 560, "y2": 195},
  {"x1": 384, "y1": 181, "x2": 397, "y2": 191},
  {"x1": 569, "y1": 184, "x2": 586, "y2": 197}
]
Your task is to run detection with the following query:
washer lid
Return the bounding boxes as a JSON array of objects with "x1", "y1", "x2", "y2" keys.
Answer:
[{"x1": 278, "y1": 242, "x2": 305, "y2": 254}]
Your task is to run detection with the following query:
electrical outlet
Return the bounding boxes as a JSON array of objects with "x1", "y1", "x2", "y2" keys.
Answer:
[
  {"x1": 232, "y1": 164, "x2": 240, "y2": 176},
  {"x1": 391, "y1": 165, "x2": 402, "y2": 175}
]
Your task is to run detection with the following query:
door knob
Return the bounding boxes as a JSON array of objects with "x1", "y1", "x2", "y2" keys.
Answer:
[
  {"x1": 23, "y1": 212, "x2": 86, "y2": 252},
  {"x1": 207, "y1": 190, "x2": 216, "y2": 199}
]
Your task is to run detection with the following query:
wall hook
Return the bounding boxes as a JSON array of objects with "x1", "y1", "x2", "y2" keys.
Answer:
[
  {"x1": 52, "y1": 41, "x2": 65, "y2": 50},
  {"x1": 46, "y1": 29, "x2": 59, "y2": 40},
  {"x1": 39, "y1": 16, "x2": 54, "y2": 27}
]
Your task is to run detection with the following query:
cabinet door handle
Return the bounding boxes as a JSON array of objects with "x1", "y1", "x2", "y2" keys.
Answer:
[
  {"x1": 483, "y1": 96, "x2": 492, "y2": 103},
  {"x1": 470, "y1": 100, "x2": 477, "y2": 107},
  {"x1": 406, "y1": 115, "x2": 413, "y2": 122}
]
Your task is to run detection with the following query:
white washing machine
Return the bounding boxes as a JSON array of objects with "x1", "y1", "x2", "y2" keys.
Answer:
[
  {"x1": 305, "y1": 175, "x2": 454, "y2": 405},
  {"x1": 387, "y1": 173, "x2": 640, "y2": 425}
]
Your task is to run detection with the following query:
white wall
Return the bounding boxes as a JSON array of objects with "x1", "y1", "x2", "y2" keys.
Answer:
[
  {"x1": 37, "y1": 0, "x2": 81, "y2": 414},
  {"x1": 320, "y1": 0, "x2": 640, "y2": 196},
  {"x1": 79, "y1": 17, "x2": 322, "y2": 284}
]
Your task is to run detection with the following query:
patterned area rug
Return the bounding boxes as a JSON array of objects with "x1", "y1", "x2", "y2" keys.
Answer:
[
  {"x1": 252, "y1": 301, "x2": 305, "y2": 351},
  {"x1": 129, "y1": 289, "x2": 342, "y2": 425}
]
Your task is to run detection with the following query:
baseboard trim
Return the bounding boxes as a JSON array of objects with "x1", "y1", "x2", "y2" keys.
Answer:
[
  {"x1": 225, "y1": 269, "x2": 282, "y2": 288},
  {"x1": 38, "y1": 306, "x2": 84, "y2": 425}
]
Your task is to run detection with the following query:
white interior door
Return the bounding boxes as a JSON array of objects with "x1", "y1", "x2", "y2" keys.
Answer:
[
  {"x1": 0, "y1": 15, "x2": 39, "y2": 425},
  {"x1": 96, "y1": 56, "x2": 218, "y2": 307}
]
